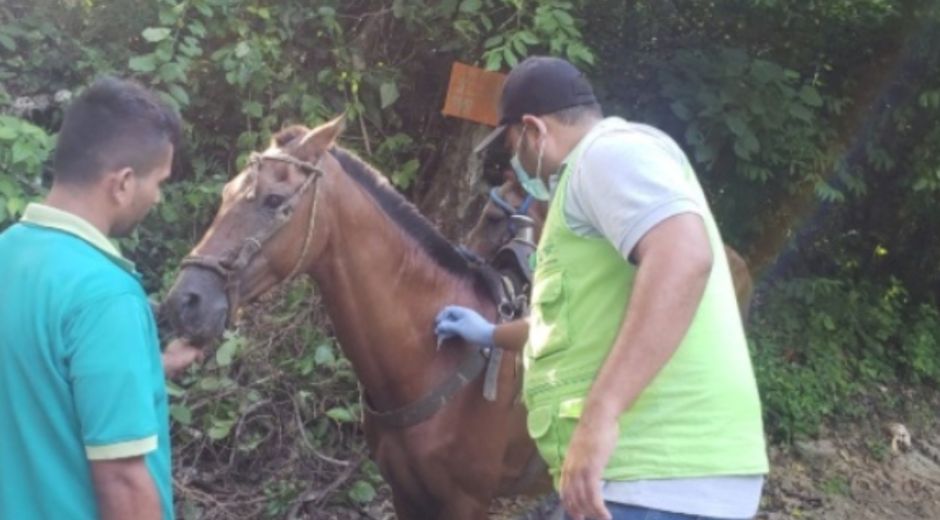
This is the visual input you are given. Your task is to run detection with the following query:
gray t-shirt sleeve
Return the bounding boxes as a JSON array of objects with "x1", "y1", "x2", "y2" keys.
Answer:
[{"x1": 564, "y1": 130, "x2": 705, "y2": 260}]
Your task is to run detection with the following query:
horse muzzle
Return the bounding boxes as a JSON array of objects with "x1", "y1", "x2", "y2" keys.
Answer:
[{"x1": 164, "y1": 265, "x2": 231, "y2": 345}]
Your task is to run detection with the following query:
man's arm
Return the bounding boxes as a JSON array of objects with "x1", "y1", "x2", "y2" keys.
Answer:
[
  {"x1": 434, "y1": 308, "x2": 528, "y2": 352},
  {"x1": 492, "y1": 318, "x2": 529, "y2": 352},
  {"x1": 582, "y1": 212, "x2": 713, "y2": 421},
  {"x1": 91, "y1": 457, "x2": 162, "y2": 520},
  {"x1": 560, "y1": 213, "x2": 713, "y2": 520}
]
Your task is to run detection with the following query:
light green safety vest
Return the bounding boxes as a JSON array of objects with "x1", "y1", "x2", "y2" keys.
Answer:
[{"x1": 523, "y1": 122, "x2": 769, "y2": 486}]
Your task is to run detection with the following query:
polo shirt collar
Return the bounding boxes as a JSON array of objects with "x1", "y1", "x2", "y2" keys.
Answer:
[{"x1": 20, "y1": 203, "x2": 136, "y2": 273}]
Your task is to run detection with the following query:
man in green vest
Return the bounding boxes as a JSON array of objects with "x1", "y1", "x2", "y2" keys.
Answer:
[
  {"x1": 436, "y1": 57, "x2": 769, "y2": 520},
  {"x1": 0, "y1": 77, "x2": 202, "y2": 519}
]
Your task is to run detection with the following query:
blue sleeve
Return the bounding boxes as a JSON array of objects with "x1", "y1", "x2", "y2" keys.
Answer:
[{"x1": 66, "y1": 293, "x2": 161, "y2": 459}]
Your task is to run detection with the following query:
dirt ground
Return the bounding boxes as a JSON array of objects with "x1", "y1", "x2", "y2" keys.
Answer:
[
  {"x1": 317, "y1": 409, "x2": 940, "y2": 520},
  {"x1": 756, "y1": 423, "x2": 940, "y2": 520}
]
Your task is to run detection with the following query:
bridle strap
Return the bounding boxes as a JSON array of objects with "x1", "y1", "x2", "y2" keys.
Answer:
[
  {"x1": 362, "y1": 348, "x2": 488, "y2": 429},
  {"x1": 180, "y1": 150, "x2": 326, "y2": 326},
  {"x1": 489, "y1": 187, "x2": 534, "y2": 237},
  {"x1": 489, "y1": 187, "x2": 517, "y2": 215},
  {"x1": 518, "y1": 194, "x2": 534, "y2": 216}
]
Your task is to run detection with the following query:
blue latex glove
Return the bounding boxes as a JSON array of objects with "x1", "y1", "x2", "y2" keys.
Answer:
[{"x1": 434, "y1": 305, "x2": 495, "y2": 347}]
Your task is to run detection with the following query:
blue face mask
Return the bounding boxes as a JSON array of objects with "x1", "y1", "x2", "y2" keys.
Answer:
[{"x1": 510, "y1": 126, "x2": 551, "y2": 201}]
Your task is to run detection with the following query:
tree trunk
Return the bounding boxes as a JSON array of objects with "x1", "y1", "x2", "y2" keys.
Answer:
[{"x1": 416, "y1": 118, "x2": 493, "y2": 244}]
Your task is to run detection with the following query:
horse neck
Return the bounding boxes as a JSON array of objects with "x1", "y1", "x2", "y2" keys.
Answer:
[{"x1": 310, "y1": 172, "x2": 491, "y2": 410}]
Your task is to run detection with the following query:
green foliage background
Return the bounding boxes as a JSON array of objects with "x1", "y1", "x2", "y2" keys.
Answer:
[{"x1": 2, "y1": 0, "x2": 939, "y2": 516}]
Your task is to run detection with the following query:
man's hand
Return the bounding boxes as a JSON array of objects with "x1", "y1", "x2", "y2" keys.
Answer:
[
  {"x1": 559, "y1": 413, "x2": 617, "y2": 520},
  {"x1": 434, "y1": 306, "x2": 496, "y2": 347},
  {"x1": 162, "y1": 338, "x2": 203, "y2": 378}
]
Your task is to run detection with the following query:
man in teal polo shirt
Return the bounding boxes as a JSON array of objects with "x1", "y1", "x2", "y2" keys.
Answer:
[
  {"x1": 437, "y1": 57, "x2": 768, "y2": 520},
  {"x1": 0, "y1": 77, "x2": 201, "y2": 519}
]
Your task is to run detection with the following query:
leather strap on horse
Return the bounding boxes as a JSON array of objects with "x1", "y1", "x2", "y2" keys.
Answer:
[
  {"x1": 180, "y1": 151, "x2": 325, "y2": 326},
  {"x1": 359, "y1": 247, "x2": 531, "y2": 427},
  {"x1": 362, "y1": 347, "x2": 488, "y2": 429}
]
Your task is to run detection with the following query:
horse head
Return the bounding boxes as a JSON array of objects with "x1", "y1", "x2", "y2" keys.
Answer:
[{"x1": 163, "y1": 116, "x2": 346, "y2": 344}]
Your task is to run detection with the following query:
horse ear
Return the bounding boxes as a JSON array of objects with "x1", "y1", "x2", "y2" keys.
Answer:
[{"x1": 298, "y1": 113, "x2": 346, "y2": 153}]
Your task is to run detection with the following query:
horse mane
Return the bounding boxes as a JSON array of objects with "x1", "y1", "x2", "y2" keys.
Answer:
[{"x1": 272, "y1": 125, "x2": 482, "y2": 283}]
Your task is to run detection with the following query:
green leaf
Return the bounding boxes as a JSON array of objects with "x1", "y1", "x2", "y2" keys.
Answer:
[
  {"x1": 517, "y1": 31, "x2": 538, "y2": 45},
  {"x1": 158, "y1": 7, "x2": 176, "y2": 25},
  {"x1": 694, "y1": 145, "x2": 716, "y2": 164},
  {"x1": 740, "y1": 130, "x2": 760, "y2": 153},
  {"x1": 142, "y1": 27, "x2": 172, "y2": 42},
  {"x1": 207, "y1": 419, "x2": 235, "y2": 440},
  {"x1": 7, "y1": 197, "x2": 25, "y2": 218},
  {"x1": 553, "y1": 9, "x2": 575, "y2": 26},
  {"x1": 168, "y1": 84, "x2": 190, "y2": 106},
  {"x1": 156, "y1": 91, "x2": 181, "y2": 112},
  {"x1": 0, "y1": 33, "x2": 16, "y2": 51},
  {"x1": 129, "y1": 54, "x2": 157, "y2": 73},
  {"x1": 348, "y1": 480, "x2": 376, "y2": 504},
  {"x1": 799, "y1": 86, "x2": 824, "y2": 107},
  {"x1": 750, "y1": 59, "x2": 782, "y2": 83},
  {"x1": 194, "y1": 2, "x2": 213, "y2": 17},
  {"x1": 0, "y1": 126, "x2": 16, "y2": 140},
  {"x1": 234, "y1": 41, "x2": 250, "y2": 58},
  {"x1": 198, "y1": 376, "x2": 224, "y2": 391},
  {"x1": 158, "y1": 62, "x2": 185, "y2": 83},
  {"x1": 484, "y1": 50, "x2": 503, "y2": 71},
  {"x1": 215, "y1": 337, "x2": 240, "y2": 366},
  {"x1": 380, "y1": 81, "x2": 399, "y2": 109},
  {"x1": 325, "y1": 407, "x2": 356, "y2": 423},
  {"x1": 670, "y1": 101, "x2": 692, "y2": 121},
  {"x1": 11, "y1": 140, "x2": 31, "y2": 164},
  {"x1": 436, "y1": 0, "x2": 459, "y2": 15},
  {"x1": 170, "y1": 404, "x2": 192, "y2": 425},
  {"x1": 314, "y1": 344, "x2": 336, "y2": 366},
  {"x1": 684, "y1": 124, "x2": 704, "y2": 146},
  {"x1": 165, "y1": 381, "x2": 185, "y2": 397},
  {"x1": 733, "y1": 141, "x2": 751, "y2": 160},
  {"x1": 318, "y1": 6, "x2": 336, "y2": 17},
  {"x1": 725, "y1": 113, "x2": 748, "y2": 136},
  {"x1": 479, "y1": 13, "x2": 493, "y2": 31},
  {"x1": 160, "y1": 203, "x2": 179, "y2": 223},
  {"x1": 789, "y1": 103, "x2": 813, "y2": 122},
  {"x1": 484, "y1": 35, "x2": 503, "y2": 48},
  {"x1": 243, "y1": 101, "x2": 263, "y2": 118},
  {"x1": 188, "y1": 21, "x2": 207, "y2": 38},
  {"x1": 392, "y1": 0, "x2": 406, "y2": 18},
  {"x1": 459, "y1": 0, "x2": 482, "y2": 13}
]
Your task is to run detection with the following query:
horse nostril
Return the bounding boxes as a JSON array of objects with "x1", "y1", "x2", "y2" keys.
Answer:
[{"x1": 183, "y1": 292, "x2": 201, "y2": 310}]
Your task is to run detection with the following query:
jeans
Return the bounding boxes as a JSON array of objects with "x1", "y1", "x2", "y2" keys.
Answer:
[{"x1": 565, "y1": 502, "x2": 751, "y2": 520}]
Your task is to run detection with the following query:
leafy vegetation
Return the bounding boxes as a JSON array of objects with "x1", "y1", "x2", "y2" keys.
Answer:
[{"x1": 2, "y1": 0, "x2": 939, "y2": 516}]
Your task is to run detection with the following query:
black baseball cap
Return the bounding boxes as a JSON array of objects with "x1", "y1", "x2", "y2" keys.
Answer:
[{"x1": 474, "y1": 56, "x2": 597, "y2": 154}]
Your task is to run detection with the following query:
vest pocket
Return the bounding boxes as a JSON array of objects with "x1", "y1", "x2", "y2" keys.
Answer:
[
  {"x1": 526, "y1": 398, "x2": 585, "y2": 485},
  {"x1": 528, "y1": 270, "x2": 568, "y2": 360},
  {"x1": 526, "y1": 402, "x2": 562, "y2": 472}
]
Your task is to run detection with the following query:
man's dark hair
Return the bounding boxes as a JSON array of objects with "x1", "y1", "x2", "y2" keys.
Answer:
[{"x1": 53, "y1": 76, "x2": 182, "y2": 185}]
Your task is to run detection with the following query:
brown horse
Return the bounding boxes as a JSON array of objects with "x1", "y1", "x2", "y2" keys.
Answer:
[
  {"x1": 465, "y1": 171, "x2": 755, "y2": 322},
  {"x1": 162, "y1": 117, "x2": 550, "y2": 519}
]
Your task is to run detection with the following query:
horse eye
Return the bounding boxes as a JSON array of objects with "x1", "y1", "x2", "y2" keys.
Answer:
[
  {"x1": 486, "y1": 213, "x2": 504, "y2": 224},
  {"x1": 264, "y1": 194, "x2": 286, "y2": 209}
]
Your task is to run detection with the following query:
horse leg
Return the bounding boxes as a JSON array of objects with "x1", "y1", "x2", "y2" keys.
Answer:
[
  {"x1": 437, "y1": 491, "x2": 490, "y2": 520},
  {"x1": 390, "y1": 493, "x2": 429, "y2": 520}
]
